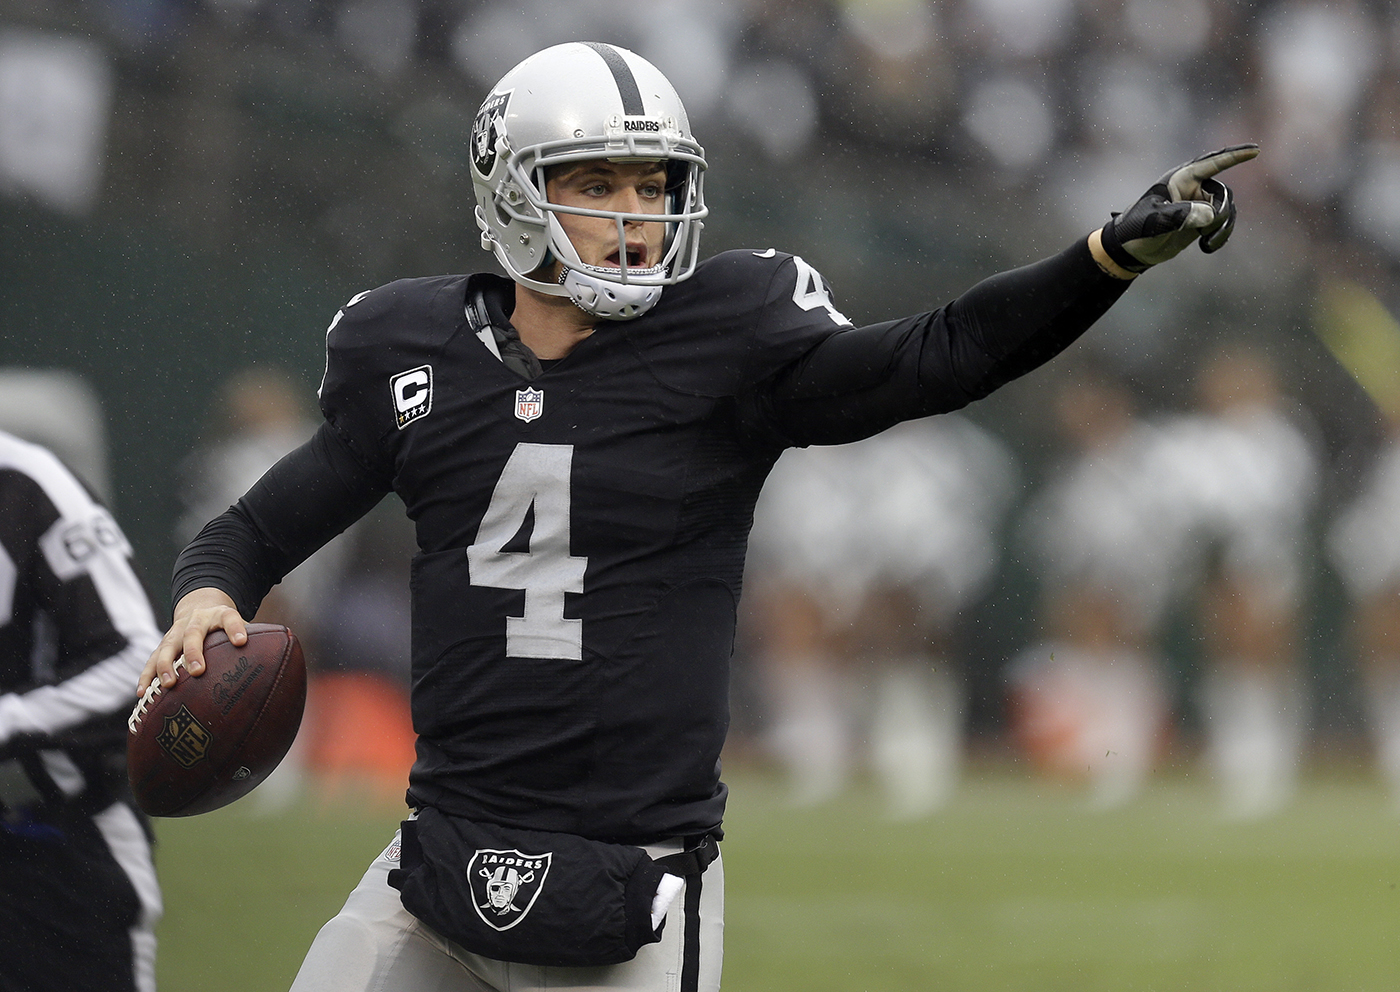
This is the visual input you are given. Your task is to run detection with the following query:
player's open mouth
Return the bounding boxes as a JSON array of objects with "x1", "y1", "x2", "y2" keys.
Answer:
[{"x1": 605, "y1": 247, "x2": 648, "y2": 268}]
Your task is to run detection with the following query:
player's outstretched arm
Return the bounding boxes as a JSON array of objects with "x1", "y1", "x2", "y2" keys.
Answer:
[
  {"x1": 137, "y1": 587, "x2": 247, "y2": 694},
  {"x1": 756, "y1": 145, "x2": 1260, "y2": 448},
  {"x1": 1092, "y1": 144, "x2": 1259, "y2": 277}
]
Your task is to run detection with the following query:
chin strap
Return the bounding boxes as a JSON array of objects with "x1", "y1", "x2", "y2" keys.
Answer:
[{"x1": 560, "y1": 265, "x2": 664, "y2": 321}]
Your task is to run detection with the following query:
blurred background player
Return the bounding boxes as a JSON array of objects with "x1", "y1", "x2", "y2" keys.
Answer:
[
  {"x1": 1327, "y1": 397, "x2": 1400, "y2": 807},
  {"x1": 0, "y1": 369, "x2": 112, "y2": 501},
  {"x1": 1012, "y1": 367, "x2": 1178, "y2": 808},
  {"x1": 1160, "y1": 343, "x2": 1320, "y2": 818},
  {"x1": 748, "y1": 416, "x2": 1017, "y2": 817},
  {"x1": 176, "y1": 365, "x2": 414, "y2": 808},
  {"x1": 175, "y1": 365, "x2": 333, "y2": 809},
  {"x1": 0, "y1": 374, "x2": 163, "y2": 992},
  {"x1": 175, "y1": 365, "x2": 348, "y2": 643},
  {"x1": 307, "y1": 502, "x2": 417, "y2": 808}
]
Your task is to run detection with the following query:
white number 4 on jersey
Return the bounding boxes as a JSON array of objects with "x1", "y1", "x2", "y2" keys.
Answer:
[
  {"x1": 467, "y1": 443, "x2": 588, "y2": 660},
  {"x1": 791, "y1": 255, "x2": 851, "y2": 327}
]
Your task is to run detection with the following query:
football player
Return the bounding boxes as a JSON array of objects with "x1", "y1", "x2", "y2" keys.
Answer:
[
  {"x1": 137, "y1": 41, "x2": 1257, "y2": 992},
  {"x1": 1329, "y1": 397, "x2": 1400, "y2": 807},
  {"x1": 0, "y1": 430, "x2": 163, "y2": 992}
]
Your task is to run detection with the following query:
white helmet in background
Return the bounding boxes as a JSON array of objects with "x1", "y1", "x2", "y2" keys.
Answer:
[{"x1": 470, "y1": 42, "x2": 708, "y2": 320}]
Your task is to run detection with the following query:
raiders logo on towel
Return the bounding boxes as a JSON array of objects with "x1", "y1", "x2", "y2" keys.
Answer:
[{"x1": 469, "y1": 849, "x2": 552, "y2": 931}]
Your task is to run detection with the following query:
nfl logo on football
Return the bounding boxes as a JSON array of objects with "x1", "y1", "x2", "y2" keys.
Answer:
[
  {"x1": 157, "y1": 705, "x2": 213, "y2": 769},
  {"x1": 515, "y1": 387, "x2": 544, "y2": 422}
]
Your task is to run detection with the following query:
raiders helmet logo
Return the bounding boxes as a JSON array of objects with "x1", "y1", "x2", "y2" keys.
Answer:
[
  {"x1": 469, "y1": 849, "x2": 552, "y2": 931},
  {"x1": 472, "y1": 91, "x2": 511, "y2": 178}
]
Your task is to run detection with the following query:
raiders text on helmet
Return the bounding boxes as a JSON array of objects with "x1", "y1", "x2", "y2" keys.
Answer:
[{"x1": 470, "y1": 42, "x2": 708, "y2": 320}]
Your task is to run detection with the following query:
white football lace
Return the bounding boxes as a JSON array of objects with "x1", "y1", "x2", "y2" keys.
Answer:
[{"x1": 128, "y1": 656, "x2": 186, "y2": 734}]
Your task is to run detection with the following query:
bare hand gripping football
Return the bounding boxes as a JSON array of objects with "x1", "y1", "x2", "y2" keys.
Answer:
[
  {"x1": 1099, "y1": 143, "x2": 1260, "y2": 273},
  {"x1": 127, "y1": 623, "x2": 306, "y2": 816}
]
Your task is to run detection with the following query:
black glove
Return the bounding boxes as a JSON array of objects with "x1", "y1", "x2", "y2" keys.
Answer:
[{"x1": 1099, "y1": 144, "x2": 1259, "y2": 273}]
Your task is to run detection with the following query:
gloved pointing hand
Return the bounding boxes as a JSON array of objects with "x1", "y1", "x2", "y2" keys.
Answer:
[{"x1": 1099, "y1": 143, "x2": 1260, "y2": 274}]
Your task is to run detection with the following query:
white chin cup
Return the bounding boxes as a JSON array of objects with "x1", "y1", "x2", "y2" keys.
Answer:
[{"x1": 560, "y1": 265, "x2": 664, "y2": 321}]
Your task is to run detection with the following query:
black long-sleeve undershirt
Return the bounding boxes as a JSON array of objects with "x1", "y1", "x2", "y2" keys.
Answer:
[
  {"x1": 761, "y1": 238, "x2": 1127, "y2": 445},
  {"x1": 172, "y1": 424, "x2": 387, "y2": 619},
  {"x1": 173, "y1": 237, "x2": 1128, "y2": 615}
]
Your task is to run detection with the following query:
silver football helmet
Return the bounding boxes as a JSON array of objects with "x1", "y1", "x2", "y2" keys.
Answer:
[{"x1": 470, "y1": 42, "x2": 708, "y2": 320}]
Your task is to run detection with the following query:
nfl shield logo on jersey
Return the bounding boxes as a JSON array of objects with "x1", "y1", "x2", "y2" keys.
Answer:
[
  {"x1": 515, "y1": 387, "x2": 544, "y2": 422},
  {"x1": 469, "y1": 849, "x2": 552, "y2": 931}
]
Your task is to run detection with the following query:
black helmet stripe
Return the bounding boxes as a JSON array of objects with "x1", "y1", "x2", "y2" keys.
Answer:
[{"x1": 583, "y1": 42, "x2": 645, "y2": 116}]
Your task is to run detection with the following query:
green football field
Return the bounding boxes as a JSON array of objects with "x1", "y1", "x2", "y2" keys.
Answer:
[{"x1": 152, "y1": 765, "x2": 1400, "y2": 991}]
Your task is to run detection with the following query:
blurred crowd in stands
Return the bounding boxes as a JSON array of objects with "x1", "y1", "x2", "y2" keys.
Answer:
[{"x1": 5, "y1": 0, "x2": 1400, "y2": 818}]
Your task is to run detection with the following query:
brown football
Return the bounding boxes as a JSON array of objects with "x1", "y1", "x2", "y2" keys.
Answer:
[{"x1": 127, "y1": 623, "x2": 307, "y2": 816}]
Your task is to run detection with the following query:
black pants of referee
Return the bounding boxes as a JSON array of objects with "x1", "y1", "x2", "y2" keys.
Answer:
[{"x1": 0, "y1": 800, "x2": 161, "y2": 992}]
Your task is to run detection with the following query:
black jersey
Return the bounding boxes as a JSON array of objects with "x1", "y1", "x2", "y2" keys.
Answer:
[
  {"x1": 320, "y1": 250, "x2": 867, "y2": 841},
  {"x1": 176, "y1": 242, "x2": 1128, "y2": 842},
  {"x1": 0, "y1": 432, "x2": 161, "y2": 816}
]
